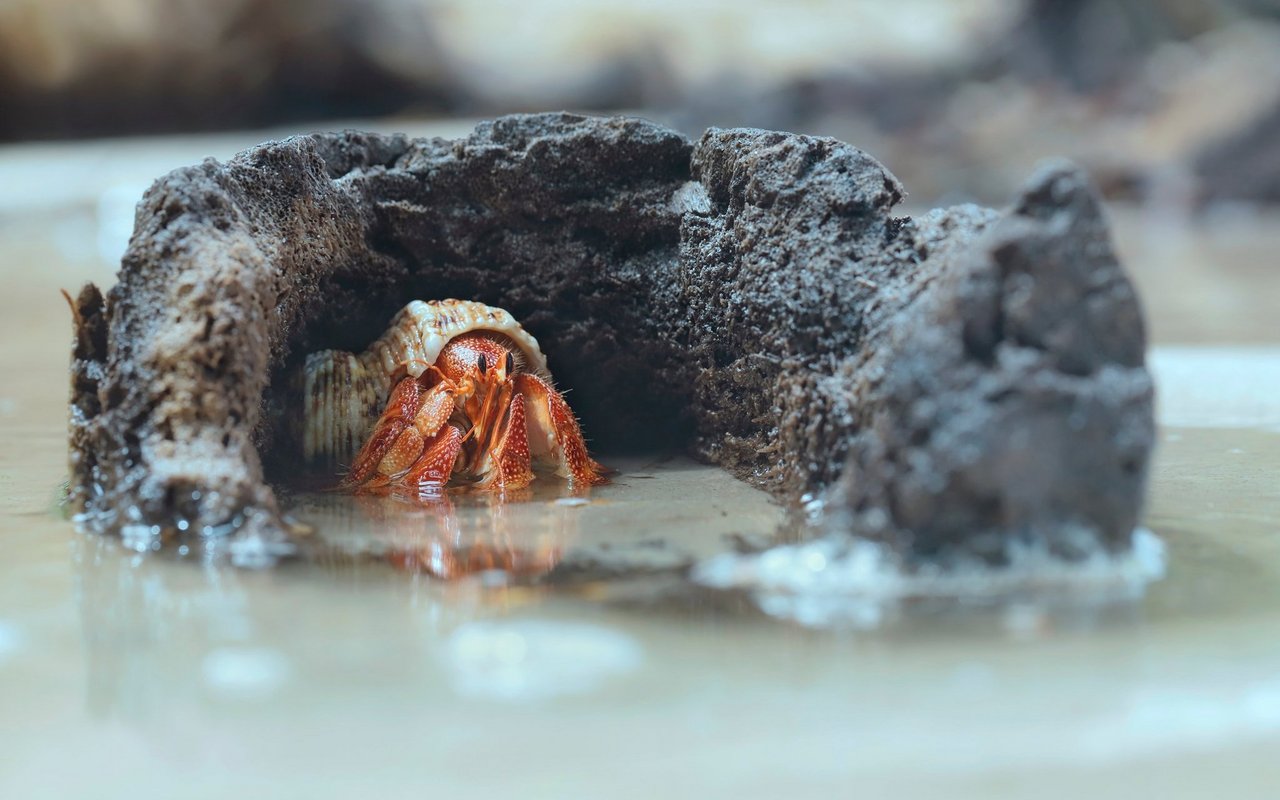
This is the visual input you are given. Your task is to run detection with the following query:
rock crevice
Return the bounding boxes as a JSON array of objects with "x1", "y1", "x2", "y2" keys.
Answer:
[{"x1": 67, "y1": 113, "x2": 1153, "y2": 564}]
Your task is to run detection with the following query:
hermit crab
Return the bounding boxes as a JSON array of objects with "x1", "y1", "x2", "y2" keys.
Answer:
[{"x1": 304, "y1": 299, "x2": 607, "y2": 493}]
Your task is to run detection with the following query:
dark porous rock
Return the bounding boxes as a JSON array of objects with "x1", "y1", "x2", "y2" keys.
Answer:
[
  {"x1": 67, "y1": 113, "x2": 1154, "y2": 566},
  {"x1": 818, "y1": 163, "x2": 1153, "y2": 564}
]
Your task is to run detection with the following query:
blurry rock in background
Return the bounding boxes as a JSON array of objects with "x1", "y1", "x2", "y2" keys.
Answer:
[
  {"x1": 0, "y1": 0, "x2": 464, "y2": 138},
  {"x1": 668, "y1": 0, "x2": 1280, "y2": 207},
  {"x1": 1, "y1": 0, "x2": 1278, "y2": 206}
]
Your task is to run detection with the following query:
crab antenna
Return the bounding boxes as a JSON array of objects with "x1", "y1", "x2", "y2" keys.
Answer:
[
  {"x1": 393, "y1": 358, "x2": 449, "y2": 385},
  {"x1": 395, "y1": 357, "x2": 435, "y2": 371},
  {"x1": 60, "y1": 288, "x2": 85, "y2": 330}
]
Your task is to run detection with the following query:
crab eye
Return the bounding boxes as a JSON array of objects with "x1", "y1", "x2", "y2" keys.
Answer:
[
  {"x1": 477, "y1": 354, "x2": 488, "y2": 374},
  {"x1": 505, "y1": 352, "x2": 515, "y2": 374}
]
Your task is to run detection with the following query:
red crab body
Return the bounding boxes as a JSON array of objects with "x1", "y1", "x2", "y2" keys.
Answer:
[{"x1": 338, "y1": 331, "x2": 607, "y2": 494}]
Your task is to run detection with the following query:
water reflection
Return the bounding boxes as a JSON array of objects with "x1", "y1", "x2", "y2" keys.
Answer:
[
  {"x1": 68, "y1": 489, "x2": 596, "y2": 720},
  {"x1": 42, "y1": 436, "x2": 1280, "y2": 800},
  {"x1": 296, "y1": 484, "x2": 590, "y2": 581},
  {"x1": 71, "y1": 532, "x2": 259, "y2": 719}
]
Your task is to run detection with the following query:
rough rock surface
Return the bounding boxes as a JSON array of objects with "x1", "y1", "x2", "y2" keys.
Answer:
[
  {"x1": 67, "y1": 113, "x2": 1154, "y2": 565},
  {"x1": 815, "y1": 167, "x2": 1152, "y2": 562}
]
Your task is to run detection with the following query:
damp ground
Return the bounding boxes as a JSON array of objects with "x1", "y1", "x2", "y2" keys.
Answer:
[{"x1": 2, "y1": 126, "x2": 1279, "y2": 798}]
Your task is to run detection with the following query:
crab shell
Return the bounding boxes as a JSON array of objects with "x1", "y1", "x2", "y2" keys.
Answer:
[{"x1": 304, "y1": 299, "x2": 552, "y2": 468}]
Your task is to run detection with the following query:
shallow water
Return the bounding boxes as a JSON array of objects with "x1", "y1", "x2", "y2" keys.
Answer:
[
  {"x1": 4, "y1": 426, "x2": 1280, "y2": 798},
  {"x1": 3, "y1": 130, "x2": 1280, "y2": 798}
]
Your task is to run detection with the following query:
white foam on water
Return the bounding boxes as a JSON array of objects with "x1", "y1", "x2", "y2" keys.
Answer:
[
  {"x1": 201, "y1": 647, "x2": 292, "y2": 699},
  {"x1": 96, "y1": 181, "x2": 152, "y2": 265},
  {"x1": 444, "y1": 620, "x2": 643, "y2": 702},
  {"x1": 1150, "y1": 346, "x2": 1280, "y2": 431},
  {"x1": 119, "y1": 523, "x2": 162, "y2": 553},
  {"x1": 0, "y1": 620, "x2": 24, "y2": 663},
  {"x1": 694, "y1": 528, "x2": 1167, "y2": 629}
]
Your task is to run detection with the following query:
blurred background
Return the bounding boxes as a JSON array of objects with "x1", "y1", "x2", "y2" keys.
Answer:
[{"x1": 3, "y1": 0, "x2": 1280, "y2": 208}]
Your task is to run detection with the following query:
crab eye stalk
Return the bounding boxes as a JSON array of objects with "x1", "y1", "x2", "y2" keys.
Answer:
[
  {"x1": 505, "y1": 352, "x2": 515, "y2": 375},
  {"x1": 477, "y1": 354, "x2": 488, "y2": 374}
]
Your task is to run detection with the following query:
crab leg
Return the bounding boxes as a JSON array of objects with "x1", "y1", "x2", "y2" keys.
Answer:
[
  {"x1": 475, "y1": 393, "x2": 536, "y2": 491},
  {"x1": 464, "y1": 377, "x2": 513, "y2": 476},
  {"x1": 514, "y1": 373, "x2": 609, "y2": 486}
]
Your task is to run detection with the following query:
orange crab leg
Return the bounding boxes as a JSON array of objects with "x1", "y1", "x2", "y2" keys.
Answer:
[
  {"x1": 468, "y1": 378, "x2": 513, "y2": 476},
  {"x1": 514, "y1": 373, "x2": 609, "y2": 487},
  {"x1": 475, "y1": 393, "x2": 536, "y2": 490}
]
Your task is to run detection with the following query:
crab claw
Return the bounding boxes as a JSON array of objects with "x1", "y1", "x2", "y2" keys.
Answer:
[
  {"x1": 338, "y1": 377, "x2": 420, "y2": 489},
  {"x1": 340, "y1": 376, "x2": 458, "y2": 492},
  {"x1": 401, "y1": 424, "x2": 466, "y2": 493},
  {"x1": 515, "y1": 374, "x2": 609, "y2": 487}
]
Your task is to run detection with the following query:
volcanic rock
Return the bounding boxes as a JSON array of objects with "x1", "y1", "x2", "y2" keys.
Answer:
[{"x1": 67, "y1": 113, "x2": 1153, "y2": 565}]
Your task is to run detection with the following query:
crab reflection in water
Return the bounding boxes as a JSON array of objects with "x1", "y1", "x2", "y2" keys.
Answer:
[{"x1": 302, "y1": 485, "x2": 592, "y2": 581}]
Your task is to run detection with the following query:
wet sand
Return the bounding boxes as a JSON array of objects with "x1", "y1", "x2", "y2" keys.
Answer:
[{"x1": 2, "y1": 126, "x2": 1279, "y2": 798}]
